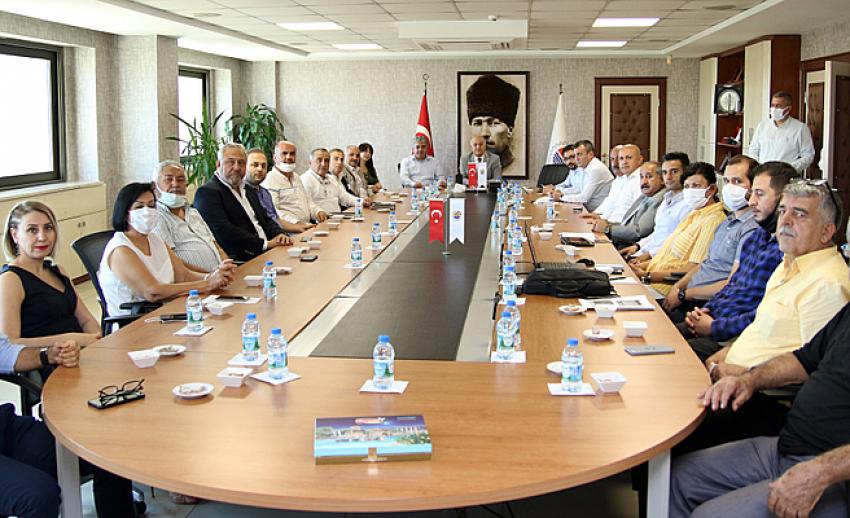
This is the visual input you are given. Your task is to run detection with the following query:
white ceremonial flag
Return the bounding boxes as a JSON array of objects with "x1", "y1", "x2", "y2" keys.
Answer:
[
  {"x1": 546, "y1": 92, "x2": 570, "y2": 164},
  {"x1": 476, "y1": 162, "x2": 488, "y2": 190},
  {"x1": 449, "y1": 197, "x2": 465, "y2": 244}
]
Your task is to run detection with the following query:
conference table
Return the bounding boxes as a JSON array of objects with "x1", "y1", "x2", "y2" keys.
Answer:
[{"x1": 42, "y1": 189, "x2": 708, "y2": 518}]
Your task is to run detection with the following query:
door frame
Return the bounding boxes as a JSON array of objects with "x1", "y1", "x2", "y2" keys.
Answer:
[
  {"x1": 594, "y1": 77, "x2": 667, "y2": 163},
  {"x1": 804, "y1": 70, "x2": 825, "y2": 179},
  {"x1": 823, "y1": 61, "x2": 850, "y2": 183}
]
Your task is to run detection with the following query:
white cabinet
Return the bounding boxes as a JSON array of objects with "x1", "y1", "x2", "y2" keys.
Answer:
[
  {"x1": 743, "y1": 40, "x2": 772, "y2": 150},
  {"x1": 698, "y1": 57, "x2": 718, "y2": 145}
]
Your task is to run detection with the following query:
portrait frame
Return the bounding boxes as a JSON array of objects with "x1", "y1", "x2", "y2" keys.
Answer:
[{"x1": 457, "y1": 71, "x2": 529, "y2": 179}]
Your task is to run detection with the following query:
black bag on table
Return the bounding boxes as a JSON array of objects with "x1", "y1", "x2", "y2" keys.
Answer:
[{"x1": 521, "y1": 268, "x2": 614, "y2": 298}]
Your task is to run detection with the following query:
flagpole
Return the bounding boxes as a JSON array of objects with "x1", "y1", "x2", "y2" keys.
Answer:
[{"x1": 443, "y1": 193, "x2": 451, "y2": 255}]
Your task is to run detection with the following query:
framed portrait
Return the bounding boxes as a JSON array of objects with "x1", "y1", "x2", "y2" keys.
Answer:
[{"x1": 457, "y1": 71, "x2": 529, "y2": 179}]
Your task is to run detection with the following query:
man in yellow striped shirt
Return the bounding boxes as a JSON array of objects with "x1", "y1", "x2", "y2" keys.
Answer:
[{"x1": 631, "y1": 162, "x2": 727, "y2": 296}]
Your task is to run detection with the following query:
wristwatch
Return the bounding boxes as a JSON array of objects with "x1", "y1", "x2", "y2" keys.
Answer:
[
  {"x1": 642, "y1": 272, "x2": 652, "y2": 284},
  {"x1": 678, "y1": 288, "x2": 687, "y2": 302},
  {"x1": 39, "y1": 347, "x2": 51, "y2": 367}
]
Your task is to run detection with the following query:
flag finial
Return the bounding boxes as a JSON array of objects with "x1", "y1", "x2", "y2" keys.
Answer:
[
  {"x1": 559, "y1": 83, "x2": 563, "y2": 95},
  {"x1": 423, "y1": 73, "x2": 429, "y2": 94}
]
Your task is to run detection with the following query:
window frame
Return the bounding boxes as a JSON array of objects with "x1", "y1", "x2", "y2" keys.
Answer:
[
  {"x1": 0, "y1": 39, "x2": 66, "y2": 190},
  {"x1": 178, "y1": 67, "x2": 211, "y2": 120}
]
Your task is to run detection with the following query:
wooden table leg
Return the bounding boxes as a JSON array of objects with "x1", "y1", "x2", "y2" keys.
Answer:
[
  {"x1": 56, "y1": 442, "x2": 82, "y2": 518},
  {"x1": 647, "y1": 449, "x2": 671, "y2": 518}
]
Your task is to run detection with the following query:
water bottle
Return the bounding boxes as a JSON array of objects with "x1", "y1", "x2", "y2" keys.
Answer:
[
  {"x1": 354, "y1": 197, "x2": 363, "y2": 219},
  {"x1": 350, "y1": 237, "x2": 363, "y2": 268},
  {"x1": 502, "y1": 265, "x2": 517, "y2": 301},
  {"x1": 505, "y1": 299, "x2": 522, "y2": 351},
  {"x1": 508, "y1": 207, "x2": 517, "y2": 228},
  {"x1": 497, "y1": 191, "x2": 506, "y2": 216},
  {"x1": 546, "y1": 194, "x2": 556, "y2": 221},
  {"x1": 186, "y1": 289, "x2": 203, "y2": 333},
  {"x1": 495, "y1": 310, "x2": 515, "y2": 360},
  {"x1": 388, "y1": 210, "x2": 398, "y2": 235},
  {"x1": 241, "y1": 313, "x2": 261, "y2": 361},
  {"x1": 503, "y1": 249, "x2": 515, "y2": 269},
  {"x1": 561, "y1": 338, "x2": 583, "y2": 393},
  {"x1": 262, "y1": 260, "x2": 276, "y2": 300},
  {"x1": 372, "y1": 335, "x2": 395, "y2": 390},
  {"x1": 511, "y1": 226, "x2": 523, "y2": 257},
  {"x1": 419, "y1": 189, "x2": 428, "y2": 211},
  {"x1": 411, "y1": 190, "x2": 421, "y2": 215},
  {"x1": 371, "y1": 222, "x2": 382, "y2": 249},
  {"x1": 490, "y1": 210, "x2": 500, "y2": 233},
  {"x1": 267, "y1": 328, "x2": 288, "y2": 379}
]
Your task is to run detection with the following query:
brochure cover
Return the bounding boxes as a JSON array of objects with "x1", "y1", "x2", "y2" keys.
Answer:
[{"x1": 314, "y1": 415, "x2": 432, "y2": 464}]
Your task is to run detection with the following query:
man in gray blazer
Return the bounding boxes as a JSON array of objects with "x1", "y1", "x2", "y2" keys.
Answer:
[
  {"x1": 587, "y1": 161, "x2": 665, "y2": 248},
  {"x1": 458, "y1": 135, "x2": 502, "y2": 186}
]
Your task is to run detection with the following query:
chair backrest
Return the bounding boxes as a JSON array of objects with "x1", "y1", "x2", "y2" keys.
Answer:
[
  {"x1": 71, "y1": 230, "x2": 115, "y2": 326},
  {"x1": 537, "y1": 164, "x2": 570, "y2": 187}
]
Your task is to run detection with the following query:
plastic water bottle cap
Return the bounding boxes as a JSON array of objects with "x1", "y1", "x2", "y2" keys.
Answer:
[
  {"x1": 505, "y1": 250, "x2": 512, "y2": 256},
  {"x1": 390, "y1": 211, "x2": 395, "y2": 215},
  {"x1": 266, "y1": 260, "x2": 273, "y2": 266},
  {"x1": 353, "y1": 237, "x2": 360, "y2": 242},
  {"x1": 501, "y1": 311, "x2": 511, "y2": 318},
  {"x1": 189, "y1": 289, "x2": 199, "y2": 296},
  {"x1": 507, "y1": 300, "x2": 516, "y2": 307},
  {"x1": 379, "y1": 335, "x2": 390, "y2": 342},
  {"x1": 247, "y1": 313, "x2": 257, "y2": 320},
  {"x1": 271, "y1": 328, "x2": 281, "y2": 335},
  {"x1": 505, "y1": 266, "x2": 514, "y2": 272},
  {"x1": 568, "y1": 338, "x2": 579, "y2": 347}
]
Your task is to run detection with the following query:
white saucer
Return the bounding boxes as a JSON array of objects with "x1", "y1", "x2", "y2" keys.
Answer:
[
  {"x1": 153, "y1": 344, "x2": 186, "y2": 356},
  {"x1": 172, "y1": 382, "x2": 213, "y2": 399},
  {"x1": 583, "y1": 329, "x2": 615, "y2": 342},
  {"x1": 546, "y1": 361, "x2": 562, "y2": 374},
  {"x1": 559, "y1": 304, "x2": 586, "y2": 316}
]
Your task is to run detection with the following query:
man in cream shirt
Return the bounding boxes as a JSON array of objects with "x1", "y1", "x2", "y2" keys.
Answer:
[
  {"x1": 748, "y1": 91, "x2": 815, "y2": 173},
  {"x1": 261, "y1": 140, "x2": 327, "y2": 230},
  {"x1": 706, "y1": 180, "x2": 850, "y2": 380}
]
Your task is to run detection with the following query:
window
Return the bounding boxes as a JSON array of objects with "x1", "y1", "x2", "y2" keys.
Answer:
[
  {"x1": 0, "y1": 41, "x2": 64, "y2": 188},
  {"x1": 177, "y1": 67, "x2": 210, "y2": 157}
]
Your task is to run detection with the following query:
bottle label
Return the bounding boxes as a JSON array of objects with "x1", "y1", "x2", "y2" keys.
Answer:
[
  {"x1": 243, "y1": 336, "x2": 260, "y2": 352},
  {"x1": 497, "y1": 333, "x2": 514, "y2": 351},
  {"x1": 374, "y1": 359, "x2": 393, "y2": 379}
]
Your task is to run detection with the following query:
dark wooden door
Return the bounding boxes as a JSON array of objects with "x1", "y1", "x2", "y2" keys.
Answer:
[
  {"x1": 832, "y1": 75, "x2": 850, "y2": 242},
  {"x1": 806, "y1": 82, "x2": 824, "y2": 179},
  {"x1": 609, "y1": 94, "x2": 651, "y2": 160}
]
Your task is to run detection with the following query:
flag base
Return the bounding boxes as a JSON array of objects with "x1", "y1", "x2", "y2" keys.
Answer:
[{"x1": 442, "y1": 250, "x2": 452, "y2": 255}]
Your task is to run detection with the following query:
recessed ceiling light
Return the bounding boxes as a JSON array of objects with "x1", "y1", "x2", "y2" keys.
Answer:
[
  {"x1": 276, "y1": 22, "x2": 343, "y2": 31},
  {"x1": 704, "y1": 4, "x2": 737, "y2": 10},
  {"x1": 576, "y1": 40, "x2": 627, "y2": 48},
  {"x1": 193, "y1": 12, "x2": 221, "y2": 18},
  {"x1": 332, "y1": 43, "x2": 382, "y2": 50},
  {"x1": 592, "y1": 17, "x2": 659, "y2": 28}
]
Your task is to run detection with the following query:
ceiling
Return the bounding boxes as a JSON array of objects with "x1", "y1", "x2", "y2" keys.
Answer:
[{"x1": 0, "y1": 0, "x2": 848, "y2": 60}]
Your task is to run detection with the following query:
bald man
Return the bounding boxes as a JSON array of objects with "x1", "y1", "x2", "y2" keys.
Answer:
[
  {"x1": 586, "y1": 143, "x2": 643, "y2": 223},
  {"x1": 458, "y1": 135, "x2": 502, "y2": 186}
]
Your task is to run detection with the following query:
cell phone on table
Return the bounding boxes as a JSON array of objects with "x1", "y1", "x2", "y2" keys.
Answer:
[
  {"x1": 625, "y1": 345, "x2": 675, "y2": 356},
  {"x1": 300, "y1": 254, "x2": 318, "y2": 262},
  {"x1": 217, "y1": 295, "x2": 248, "y2": 302},
  {"x1": 300, "y1": 236, "x2": 310, "y2": 242},
  {"x1": 87, "y1": 392, "x2": 145, "y2": 410},
  {"x1": 159, "y1": 313, "x2": 187, "y2": 322}
]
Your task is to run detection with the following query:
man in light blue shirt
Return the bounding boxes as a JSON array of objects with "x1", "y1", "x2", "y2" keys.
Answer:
[
  {"x1": 0, "y1": 333, "x2": 78, "y2": 374},
  {"x1": 546, "y1": 140, "x2": 612, "y2": 211}
]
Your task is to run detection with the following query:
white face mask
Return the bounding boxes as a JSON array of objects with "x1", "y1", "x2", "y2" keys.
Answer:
[
  {"x1": 721, "y1": 183, "x2": 749, "y2": 211},
  {"x1": 683, "y1": 187, "x2": 709, "y2": 209},
  {"x1": 770, "y1": 107, "x2": 788, "y2": 122},
  {"x1": 129, "y1": 207, "x2": 158, "y2": 235},
  {"x1": 278, "y1": 163, "x2": 296, "y2": 173},
  {"x1": 158, "y1": 191, "x2": 186, "y2": 208}
]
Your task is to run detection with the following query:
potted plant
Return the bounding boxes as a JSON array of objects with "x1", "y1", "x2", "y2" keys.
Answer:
[
  {"x1": 168, "y1": 105, "x2": 226, "y2": 187},
  {"x1": 229, "y1": 103, "x2": 285, "y2": 161}
]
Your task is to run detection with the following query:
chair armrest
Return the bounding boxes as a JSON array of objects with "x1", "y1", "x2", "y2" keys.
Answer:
[{"x1": 0, "y1": 373, "x2": 43, "y2": 399}]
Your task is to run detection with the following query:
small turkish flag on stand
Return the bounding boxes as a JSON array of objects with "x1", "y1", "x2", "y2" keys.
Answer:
[
  {"x1": 429, "y1": 199, "x2": 445, "y2": 243},
  {"x1": 467, "y1": 163, "x2": 478, "y2": 189}
]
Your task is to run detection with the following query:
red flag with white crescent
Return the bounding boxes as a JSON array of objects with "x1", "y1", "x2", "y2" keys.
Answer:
[
  {"x1": 415, "y1": 93, "x2": 434, "y2": 157},
  {"x1": 429, "y1": 199, "x2": 445, "y2": 243}
]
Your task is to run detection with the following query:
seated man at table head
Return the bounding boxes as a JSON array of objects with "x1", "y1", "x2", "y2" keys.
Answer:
[
  {"x1": 302, "y1": 147, "x2": 364, "y2": 214},
  {"x1": 671, "y1": 290, "x2": 850, "y2": 517},
  {"x1": 458, "y1": 135, "x2": 502, "y2": 186},
  {"x1": 592, "y1": 161, "x2": 665, "y2": 249},
  {"x1": 699, "y1": 178, "x2": 850, "y2": 381},
  {"x1": 151, "y1": 160, "x2": 228, "y2": 274},
  {"x1": 102, "y1": 182, "x2": 236, "y2": 316},
  {"x1": 261, "y1": 140, "x2": 327, "y2": 229},
  {"x1": 630, "y1": 162, "x2": 727, "y2": 297},
  {"x1": 244, "y1": 147, "x2": 307, "y2": 237},
  {"x1": 680, "y1": 162, "x2": 797, "y2": 354},
  {"x1": 544, "y1": 140, "x2": 612, "y2": 211},
  {"x1": 341, "y1": 145, "x2": 370, "y2": 199},
  {"x1": 0, "y1": 201, "x2": 101, "y2": 348},
  {"x1": 584, "y1": 143, "x2": 643, "y2": 224},
  {"x1": 192, "y1": 142, "x2": 292, "y2": 261},
  {"x1": 662, "y1": 155, "x2": 760, "y2": 320},
  {"x1": 400, "y1": 135, "x2": 446, "y2": 189}
]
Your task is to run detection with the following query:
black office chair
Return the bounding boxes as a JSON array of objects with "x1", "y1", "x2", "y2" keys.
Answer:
[
  {"x1": 71, "y1": 230, "x2": 160, "y2": 336},
  {"x1": 0, "y1": 372, "x2": 43, "y2": 417},
  {"x1": 536, "y1": 164, "x2": 570, "y2": 187}
]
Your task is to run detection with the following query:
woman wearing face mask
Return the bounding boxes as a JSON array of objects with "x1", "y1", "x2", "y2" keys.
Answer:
[
  {"x1": 99, "y1": 183, "x2": 236, "y2": 317},
  {"x1": 0, "y1": 201, "x2": 102, "y2": 347}
]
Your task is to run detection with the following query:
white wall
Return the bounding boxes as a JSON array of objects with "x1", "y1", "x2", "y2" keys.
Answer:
[{"x1": 801, "y1": 17, "x2": 850, "y2": 60}]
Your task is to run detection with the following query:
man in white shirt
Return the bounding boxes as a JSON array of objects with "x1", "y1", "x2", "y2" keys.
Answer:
[
  {"x1": 400, "y1": 136, "x2": 446, "y2": 188},
  {"x1": 261, "y1": 141, "x2": 327, "y2": 228},
  {"x1": 748, "y1": 91, "x2": 815, "y2": 173},
  {"x1": 545, "y1": 140, "x2": 613, "y2": 211},
  {"x1": 620, "y1": 152, "x2": 693, "y2": 257},
  {"x1": 302, "y1": 148, "x2": 361, "y2": 214},
  {"x1": 587, "y1": 143, "x2": 643, "y2": 223}
]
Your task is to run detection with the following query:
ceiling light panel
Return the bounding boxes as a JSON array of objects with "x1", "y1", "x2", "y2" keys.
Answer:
[
  {"x1": 593, "y1": 17, "x2": 661, "y2": 27},
  {"x1": 576, "y1": 40, "x2": 627, "y2": 47},
  {"x1": 276, "y1": 21, "x2": 344, "y2": 30},
  {"x1": 332, "y1": 43, "x2": 383, "y2": 49}
]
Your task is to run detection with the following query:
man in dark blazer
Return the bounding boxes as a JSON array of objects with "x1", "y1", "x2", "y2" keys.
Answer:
[{"x1": 194, "y1": 143, "x2": 291, "y2": 262}]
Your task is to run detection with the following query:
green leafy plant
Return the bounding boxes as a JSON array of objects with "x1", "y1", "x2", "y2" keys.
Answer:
[
  {"x1": 229, "y1": 103, "x2": 285, "y2": 161},
  {"x1": 167, "y1": 105, "x2": 226, "y2": 187}
]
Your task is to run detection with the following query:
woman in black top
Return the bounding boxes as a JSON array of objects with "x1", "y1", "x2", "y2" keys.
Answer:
[
  {"x1": 358, "y1": 142, "x2": 383, "y2": 193},
  {"x1": 0, "y1": 201, "x2": 101, "y2": 347}
]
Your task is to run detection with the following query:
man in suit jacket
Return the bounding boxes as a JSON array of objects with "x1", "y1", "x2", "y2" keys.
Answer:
[
  {"x1": 194, "y1": 143, "x2": 292, "y2": 262},
  {"x1": 586, "y1": 162, "x2": 665, "y2": 249},
  {"x1": 458, "y1": 135, "x2": 502, "y2": 185}
]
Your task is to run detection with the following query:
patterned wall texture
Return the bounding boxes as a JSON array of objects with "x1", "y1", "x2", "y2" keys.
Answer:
[
  {"x1": 279, "y1": 56, "x2": 699, "y2": 188},
  {"x1": 801, "y1": 17, "x2": 850, "y2": 61}
]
